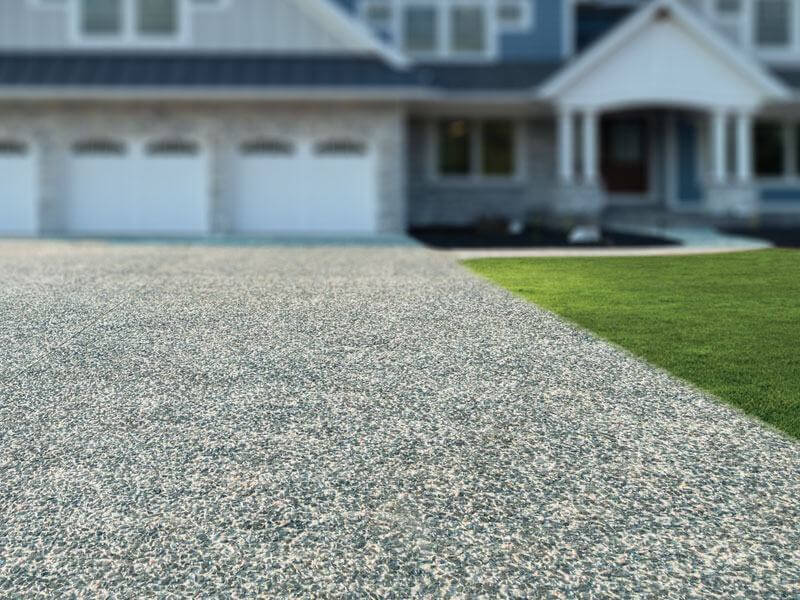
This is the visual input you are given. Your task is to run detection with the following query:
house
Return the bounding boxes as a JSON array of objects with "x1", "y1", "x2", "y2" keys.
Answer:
[{"x1": 1, "y1": 0, "x2": 800, "y2": 237}]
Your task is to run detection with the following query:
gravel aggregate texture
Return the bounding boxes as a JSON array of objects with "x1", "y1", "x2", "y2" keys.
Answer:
[{"x1": 0, "y1": 240, "x2": 798, "y2": 598}]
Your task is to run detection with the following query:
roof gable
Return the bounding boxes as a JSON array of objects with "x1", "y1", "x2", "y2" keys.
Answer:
[
  {"x1": 540, "y1": 0, "x2": 789, "y2": 110},
  {"x1": 294, "y1": 0, "x2": 408, "y2": 68}
]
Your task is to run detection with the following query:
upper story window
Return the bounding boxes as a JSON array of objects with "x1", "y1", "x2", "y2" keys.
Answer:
[
  {"x1": 404, "y1": 6, "x2": 439, "y2": 54},
  {"x1": 715, "y1": 0, "x2": 742, "y2": 17},
  {"x1": 450, "y1": 5, "x2": 487, "y2": 53},
  {"x1": 137, "y1": 0, "x2": 178, "y2": 35},
  {"x1": 362, "y1": 1, "x2": 394, "y2": 38},
  {"x1": 81, "y1": 0, "x2": 123, "y2": 35},
  {"x1": 361, "y1": 0, "x2": 506, "y2": 60},
  {"x1": 77, "y1": 0, "x2": 184, "y2": 44},
  {"x1": 755, "y1": 0, "x2": 791, "y2": 47}
]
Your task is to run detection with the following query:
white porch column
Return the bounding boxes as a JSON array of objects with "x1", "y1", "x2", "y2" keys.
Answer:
[
  {"x1": 735, "y1": 111, "x2": 753, "y2": 183},
  {"x1": 557, "y1": 108, "x2": 575, "y2": 184},
  {"x1": 581, "y1": 109, "x2": 599, "y2": 184},
  {"x1": 711, "y1": 109, "x2": 728, "y2": 184}
]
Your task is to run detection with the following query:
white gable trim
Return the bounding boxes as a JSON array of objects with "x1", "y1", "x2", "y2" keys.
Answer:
[
  {"x1": 294, "y1": 0, "x2": 410, "y2": 69},
  {"x1": 540, "y1": 0, "x2": 790, "y2": 103}
]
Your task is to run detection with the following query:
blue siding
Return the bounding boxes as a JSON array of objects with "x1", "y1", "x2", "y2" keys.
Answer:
[
  {"x1": 677, "y1": 119, "x2": 704, "y2": 203},
  {"x1": 501, "y1": 0, "x2": 563, "y2": 60}
]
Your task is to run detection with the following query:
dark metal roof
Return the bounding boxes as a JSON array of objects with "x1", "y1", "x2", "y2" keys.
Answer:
[
  {"x1": 416, "y1": 62, "x2": 562, "y2": 91},
  {"x1": 0, "y1": 53, "x2": 419, "y2": 87},
  {"x1": 0, "y1": 52, "x2": 562, "y2": 93}
]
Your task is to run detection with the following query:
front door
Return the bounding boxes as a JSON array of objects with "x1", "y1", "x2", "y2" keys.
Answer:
[{"x1": 601, "y1": 117, "x2": 649, "y2": 194}]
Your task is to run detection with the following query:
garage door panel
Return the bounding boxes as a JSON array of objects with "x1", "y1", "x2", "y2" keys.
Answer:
[
  {"x1": 66, "y1": 138, "x2": 208, "y2": 236},
  {"x1": 0, "y1": 140, "x2": 38, "y2": 236},
  {"x1": 67, "y1": 140, "x2": 135, "y2": 235},
  {"x1": 139, "y1": 140, "x2": 208, "y2": 234},
  {"x1": 233, "y1": 137, "x2": 378, "y2": 234},
  {"x1": 235, "y1": 139, "x2": 303, "y2": 234},
  {"x1": 309, "y1": 141, "x2": 376, "y2": 232}
]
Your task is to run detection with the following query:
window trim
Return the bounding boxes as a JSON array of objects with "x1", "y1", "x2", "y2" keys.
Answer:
[{"x1": 429, "y1": 118, "x2": 525, "y2": 184}]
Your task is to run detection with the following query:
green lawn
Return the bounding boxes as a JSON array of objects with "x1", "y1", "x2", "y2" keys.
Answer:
[{"x1": 465, "y1": 249, "x2": 800, "y2": 439}]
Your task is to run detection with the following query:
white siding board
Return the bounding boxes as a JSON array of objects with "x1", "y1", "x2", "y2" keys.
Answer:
[{"x1": 0, "y1": 0, "x2": 363, "y2": 52}]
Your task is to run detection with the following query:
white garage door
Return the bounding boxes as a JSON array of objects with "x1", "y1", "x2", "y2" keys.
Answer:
[
  {"x1": 66, "y1": 138, "x2": 208, "y2": 235},
  {"x1": 233, "y1": 137, "x2": 378, "y2": 234},
  {"x1": 0, "y1": 139, "x2": 38, "y2": 236}
]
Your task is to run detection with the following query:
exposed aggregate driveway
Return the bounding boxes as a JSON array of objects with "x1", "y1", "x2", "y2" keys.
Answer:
[{"x1": 0, "y1": 240, "x2": 798, "y2": 598}]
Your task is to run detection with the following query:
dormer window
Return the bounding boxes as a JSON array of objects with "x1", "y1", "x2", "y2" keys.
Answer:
[{"x1": 76, "y1": 0, "x2": 183, "y2": 43}]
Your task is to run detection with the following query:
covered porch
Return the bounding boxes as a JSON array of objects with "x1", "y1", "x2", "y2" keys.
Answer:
[
  {"x1": 539, "y1": 0, "x2": 791, "y2": 226},
  {"x1": 555, "y1": 105, "x2": 756, "y2": 217}
]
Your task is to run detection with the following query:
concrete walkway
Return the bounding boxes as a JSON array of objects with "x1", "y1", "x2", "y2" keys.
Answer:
[
  {"x1": 0, "y1": 241, "x2": 797, "y2": 597},
  {"x1": 446, "y1": 227, "x2": 773, "y2": 259}
]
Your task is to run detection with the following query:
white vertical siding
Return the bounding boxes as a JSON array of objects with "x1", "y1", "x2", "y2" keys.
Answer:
[
  {"x1": 0, "y1": 0, "x2": 70, "y2": 49},
  {"x1": 0, "y1": 0, "x2": 362, "y2": 52}
]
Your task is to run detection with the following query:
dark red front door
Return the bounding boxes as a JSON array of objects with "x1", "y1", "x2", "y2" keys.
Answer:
[{"x1": 601, "y1": 117, "x2": 648, "y2": 194}]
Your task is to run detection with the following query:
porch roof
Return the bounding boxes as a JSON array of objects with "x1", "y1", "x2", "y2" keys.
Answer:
[{"x1": 540, "y1": 0, "x2": 790, "y2": 112}]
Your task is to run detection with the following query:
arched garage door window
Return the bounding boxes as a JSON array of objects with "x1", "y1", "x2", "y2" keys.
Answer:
[
  {"x1": 314, "y1": 139, "x2": 368, "y2": 156},
  {"x1": 240, "y1": 139, "x2": 295, "y2": 156},
  {"x1": 0, "y1": 140, "x2": 29, "y2": 155},
  {"x1": 145, "y1": 139, "x2": 200, "y2": 156}
]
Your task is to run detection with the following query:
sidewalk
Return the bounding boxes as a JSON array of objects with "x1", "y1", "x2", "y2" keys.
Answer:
[{"x1": 444, "y1": 226, "x2": 773, "y2": 259}]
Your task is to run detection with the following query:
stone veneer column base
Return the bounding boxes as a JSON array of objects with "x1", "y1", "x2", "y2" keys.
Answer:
[
  {"x1": 706, "y1": 183, "x2": 759, "y2": 223},
  {"x1": 545, "y1": 183, "x2": 607, "y2": 231}
]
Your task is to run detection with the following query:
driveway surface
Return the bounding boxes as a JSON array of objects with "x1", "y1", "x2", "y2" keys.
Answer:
[{"x1": 1, "y1": 241, "x2": 798, "y2": 598}]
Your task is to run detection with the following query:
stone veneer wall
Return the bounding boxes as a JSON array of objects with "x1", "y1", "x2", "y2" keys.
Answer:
[
  {"x1": 406, "y1": 117, "x2": 556, "y2": 228},
  {"x1": 0, "y1": 102, "x2": 407, "y2": 235}
]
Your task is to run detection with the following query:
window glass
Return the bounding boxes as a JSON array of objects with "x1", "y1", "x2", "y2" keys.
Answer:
[
  {"x1": 754, "y1": 122, "x2": 784, "y2": 176},
  {"x1": 439, "y1": 119, "x2": 472, "y2": 175},
  {"x1": 315, "y1": 140, "x2": 368, "y2": 156},
  {"x1": 498, "y1": 1, "x2": 528, "y2": 29},
  {"x1": 451, "y1": 6, "x2": 486, "y2": 53},
  {"x1": 73, "y1": 139, "x2": 127, "y2": 155},
  {"x1": 364, "y1": 2, "x2": 392, "y2": 28},
  {"x1": 755, "y1": 0, "x2": 790, "y2": 46},
  {"x1": 716, "y1": 0, "x2": 741, "y2": 15},
  {"x1": 81, "y1": 0, "x2": 123, "y2": 35},
  {"x1": 0, "y1": 140, "x2": 27, "y2": 155},
  {"x1": 404, "y1": 6, "x2": 438, "y2": 53},
  {"x1": 146, "y1": 140, "x2": 199, "y2": 156},
  {"x1": 482, "y1": 121, "x2": 514, "y2": 176},
  {"x1": 138, "y1": 0, "x2": 179, "y2": 35},
  {"x1": 609, "y1": 122, "x2": 644, "y2": 163},
  {"x1": 241, "y1": 140, "x2": 294, "y2": 156}
]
